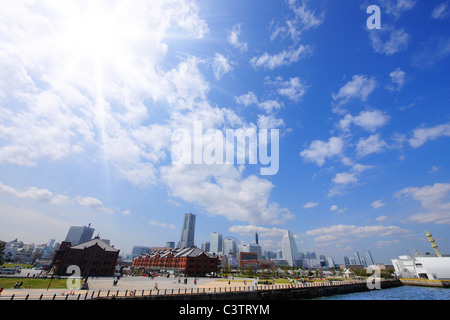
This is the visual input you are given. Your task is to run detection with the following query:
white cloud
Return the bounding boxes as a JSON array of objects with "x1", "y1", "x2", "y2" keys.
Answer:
[
  {"x1": 0, "y1": 181, "x2": 113, "y2": 213},
  {"x1": 395, "y1": 182, "x2": 450, "y2": 224},
  {"x1": 387, "y1": 68, "x2": 406, "y2": 91},
  {"x1": 432, "y1": 1, "x2": 450, "y2": 19},
  {"x1": 380, "y1": 0, "x2": 417, "y2": 17},
  {"x1": 257, "y1": 114, "x2": 285, "y2": 129},
  {"x1": 333, "y1": 172, "x2": 357, "y2": 185},
  {"x1": 339, "y1": 110, "x2": 389, "y2": 132},
  {"x1": 235, "y1": 92, "x2": 284, "y2": 115},
  {"x1": 330, "y1": 205, "x2": 347, "y2": 213},
  {"x1": 228, "y1": 23, "x2": 248, "y2": 52},
  {"x1": 271, "y1": 0, "x2": 325, "y2": 41},
  {"x1": 429, "y1": 166, "x2": 440, "y2": 174},
  {"x1": 257, "y1": 100, "x2": 283, "y2": 114},
  {"x1": 300, "y1": 137, "x2": 344, "y2": 166},
  {"x1": 249, "y1": 45, "x2": 312, "y2": 70},
  {"x1": 332, "y1": 75, "x2": 377, "y2": 106},
  {"x1": 356, "y1": 134, "x2": 388, "y2": 158},
  {"x1": 329, "y1": 164, "x2": 374, "y2": 196},
  {"x1": 376, "y1": 215, "x2": 388, "y2": 221},
  {"x1": 307, "y1": 224, "x2": 412, "y2": 246},
  {"x1": 212, "y1": 53, "x2": 232, "y2": 80},
  {"x1": 148, "y1": 220, "x2": 176, "y2": 229},
  {"x1": 235, "y1": 92, "x2": 259, "y2": 107},
  {"x1": 75, "y1": 196, "x2": 113, "y2": 214},
  {"x1": 160, "y1": 164, "x2": 293, "y2": 225},
  {"x1": 409, "y1": 122, "x2": 450, "y2": 148},
  {"x1": 268, "y1": 77, "x2": 308, "y2": 102},
  {"x1": 412, "y1": 36, "x2": 450, "y2": 68},
  {"x1": 369, "y1": 27, "x2": 409, "y2": 56},
  {"x1": 228, "y1": 225, "x2": 287, "y2": 238},
  {"x1": 303, "y1": 202, "x2": 318, "y2": 209},
  {"x1": 371, "y1": 200, "x2": 387, "y2": 208}
]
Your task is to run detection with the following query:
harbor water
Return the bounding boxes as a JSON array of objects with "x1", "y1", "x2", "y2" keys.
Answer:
[{"x1": 315, "y1": 285, "x2": 450, "y2": 300}]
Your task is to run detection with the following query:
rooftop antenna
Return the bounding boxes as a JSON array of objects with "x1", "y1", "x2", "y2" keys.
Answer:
[{"x1": 425, "y1": 230, "x2": 442, "y2": 257}]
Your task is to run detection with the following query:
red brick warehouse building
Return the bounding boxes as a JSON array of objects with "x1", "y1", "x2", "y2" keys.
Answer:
[
  {"x1": 132, "y1": 247, "x2": 218, "y2": 276},
  {"x1": 49, "y1": 237, "x2": 120, "y2": 277}
]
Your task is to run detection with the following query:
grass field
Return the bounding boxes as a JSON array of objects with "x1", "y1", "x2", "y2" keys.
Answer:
[{"x1": 0, "y1": 277, "x2": 67, "y2": 289}]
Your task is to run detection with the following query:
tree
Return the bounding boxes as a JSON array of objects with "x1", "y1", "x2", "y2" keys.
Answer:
[{"x1": 0, "y1": 241, "x2": 5, "y2": 265}]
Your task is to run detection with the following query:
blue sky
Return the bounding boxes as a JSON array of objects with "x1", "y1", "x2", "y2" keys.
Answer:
[{"x1": 1, "y1": 0, "x2": 450, "y2": 264}]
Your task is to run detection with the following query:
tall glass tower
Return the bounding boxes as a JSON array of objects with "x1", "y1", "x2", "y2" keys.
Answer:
[
  {"x1": 365, "y1": 250, "x2": 375, "y2": 266},
  {"x1": 282, "y1": 230, "x2": 300, "y2": 267},
  {"x1": 179, "y1": 213, "x2": 196, "y2": 248},
  {"x1": 353, "y1": 251, "x2": 362, "y2": 265},
  {"x1": 64, "y1": 224, "x2": 95, "y2": 246},
  {"x1": 210, "y1": 232, "x2": 223, "y2": 254}
]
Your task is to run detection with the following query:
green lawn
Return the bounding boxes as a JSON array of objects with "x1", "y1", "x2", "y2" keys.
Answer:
[{"x1": 0, "y1": 277, "x2": 68, "y2": 289}]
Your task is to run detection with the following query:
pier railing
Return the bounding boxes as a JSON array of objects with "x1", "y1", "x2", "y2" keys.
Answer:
[{"x1": 0, "y1": 279, "x2": 398, "y2": 300}]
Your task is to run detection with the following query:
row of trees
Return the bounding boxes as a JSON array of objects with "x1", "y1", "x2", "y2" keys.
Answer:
[
  {"x1": 219, "y1": 263, "x2": 395, "y2": 279},
  {"x1": 0, "y1": 241, "x2": 5, "y2": 265}
]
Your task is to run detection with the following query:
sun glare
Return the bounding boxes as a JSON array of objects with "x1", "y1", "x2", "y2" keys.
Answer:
[{"x1": 62, "y1": 3, "x2": 120, "y2": 63}]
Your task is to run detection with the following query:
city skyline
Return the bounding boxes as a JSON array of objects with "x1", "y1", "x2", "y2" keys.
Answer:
[
  {"x1": 1, "y1": 0, "x2": 450, "y2": 265},
  {"x1": 1, "y1": 220, "x2": 390, "y2": 267}
]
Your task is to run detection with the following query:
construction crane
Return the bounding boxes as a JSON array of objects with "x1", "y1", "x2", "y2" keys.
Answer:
[{"x1": 425, "y1": 230, "x2": 442, "y2": 257}]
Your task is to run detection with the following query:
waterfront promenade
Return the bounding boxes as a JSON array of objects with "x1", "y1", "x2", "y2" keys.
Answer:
[{"x1": 0, "y1": 272, "x2": 401, "y2": 300}]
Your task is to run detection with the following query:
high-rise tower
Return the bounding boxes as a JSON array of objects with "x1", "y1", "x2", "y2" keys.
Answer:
[
  {"x1": 179, "y1": 213, "x2": 196, "y2": 248},
  {"x1": 353, "y1": 251, "x2": 362, "y2": 265},
  {"x1": 281, "y1": 230, "x2": 300, "y2": 267},
  {"x1": 64, "y1": 224, "x2": 95, "y2": 246},
  {"x1": 365, "y1": 250, "x2": 375, "y2": 266},
  {"x1": 210, "y1": 232, "x2": 223, "y2": 254}
]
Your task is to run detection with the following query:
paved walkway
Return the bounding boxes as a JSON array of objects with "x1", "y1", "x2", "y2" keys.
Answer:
[{"x1": 0, "y1": 275, "x2": 258, "y2": 300}]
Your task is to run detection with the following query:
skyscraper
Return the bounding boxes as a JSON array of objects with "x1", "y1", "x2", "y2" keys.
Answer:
[
  {"x1": 281, "y1": 230, "x2": 300, "y2": 267},
  {"x1": 64, "y1": 224, "x2": 95, "y2": 246},
  {"x1": 179, "y1": 213, "x2": 196, "y2": 248},
  {"x1": 210, "y1": 232, "x2": 223, "y2": 254},
  {"x1": 365, "y1": 250, "x2": 375, "y2": 266},
  {"x1": 201, "y1": 241, "x2": 210, "y2": 253},
  {"x1": 353, "y1": 251, "x2": 362, "y2": 265},
  {"x1": 223, "y1": 238, "x2": 237, "y2": 258},
  {"x1": 131, "y1": 246, "x2": 152, "y2": 257},
  {"x1": 240, "y1": 243, "x2": 262, "y2": 260}
]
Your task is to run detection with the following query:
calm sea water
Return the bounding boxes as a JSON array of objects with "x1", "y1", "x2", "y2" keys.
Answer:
[{"x1": 315, "y1": 285, "x2": 450, "y2": 300}]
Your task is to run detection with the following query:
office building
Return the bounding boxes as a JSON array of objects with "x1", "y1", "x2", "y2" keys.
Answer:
[
  {"x1": 64, "y1": 224, "x2": 95, "y2": 246},
  {"x1": 237, "y1": 252, "x2": 259, "y2": 269},
  {"x1": 201, "y1": 241, "x2": 210, "y2": 253},
  {"x1": 131, "y1": 246, "x2": 152, "y2": 257},
  {"x1": 353, "y1": 251, "x2": 362, "y2": 265},
  {"x1": 240, "y1": 243, "x2": 262, "y2": 260},
  {"x1": 166, "y1": 242, "x2": 175, "y2": 249},
  {"x1": 223, "y1": 238, "x2": 237, "y2": 258},
  {"x1": 179, "y1": 213, "x2": 196, "y2": 248},
  {"x1": 344, "y1": 256, "x2": 350, "y2": 265},
  {"x1": 281, "y1": 230, "x2": 300, "y2": 267},
  {"x1": 365, "y1": 250, "x2": 375, "y2": 266},
  {"x1": 327, "y1": 257, "x2": 336, "y2": 268},
  {"x1": 210, "y1": 232, "x2": 223, "y2": 254}
]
